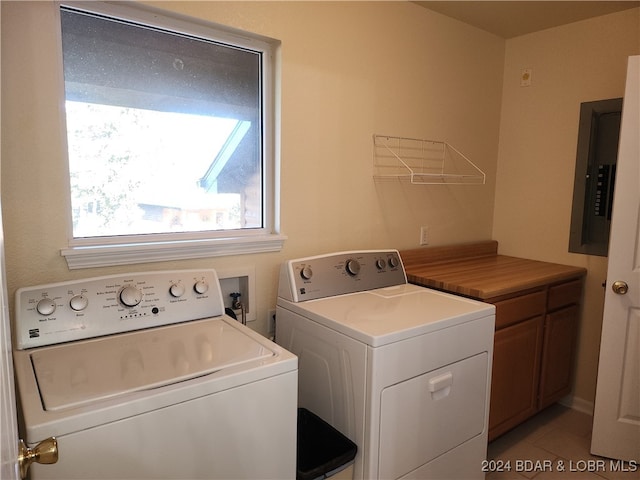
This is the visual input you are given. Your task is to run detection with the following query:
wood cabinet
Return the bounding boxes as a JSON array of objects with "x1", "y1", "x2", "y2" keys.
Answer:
[
  {"x1": 539, "y1": 279, "x2": 583, "y2": 410},
  {"x1": 489, "y1": 315, "x2": 543, "y2": 439},
  {"x1": 400, "y1": 241, "x2": 586, "y2": 441},
  {"x1": 486, "y1": 280, "x2": 583, "y2": 440}
]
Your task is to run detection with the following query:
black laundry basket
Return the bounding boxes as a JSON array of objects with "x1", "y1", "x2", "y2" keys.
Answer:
[{"x1": 297, "y1": 408, "x2": 358, "y2": 480}]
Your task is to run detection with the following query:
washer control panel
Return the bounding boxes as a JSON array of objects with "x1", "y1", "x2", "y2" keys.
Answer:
[
  {"x1": 14, "y1": 269, "x2": 224, "y2": 350},
  {"x1": 278, "y1": 250, "x2": 407, "y2": 302}
]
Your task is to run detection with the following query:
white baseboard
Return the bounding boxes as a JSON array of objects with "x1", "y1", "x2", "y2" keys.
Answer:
[{"x1": 559, "y1": 395, "x2": 595, "y2": 416}]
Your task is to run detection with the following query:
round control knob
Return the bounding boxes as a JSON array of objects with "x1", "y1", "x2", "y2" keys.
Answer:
[
  {"x1": 119, "y1": 286, "x2": 143, "y2": 307},
  {"x1": 36, "y1": 298, "x2": 56, "y2": 316},
  {"x1": 169, "y1": 283, "x2": 185, "y2": 298},
  {"x1": 194, "y1": 280, "x2": 209, "y2": 295},
  {"x1": 345, "y1": 259, "x2": 361, "y2": 276},
  {"x1": 388, "y1": 256, "x2": 400, "y2": 269},
  {"x1": 300, "y1": 265, "x2": 313, "y2": 280},
  {"x1": 69, "y1": 294, "x2": 89, "y2": 312},
  {"x1": 376, "y1": 259, "x2": 386, "y2": 270}
]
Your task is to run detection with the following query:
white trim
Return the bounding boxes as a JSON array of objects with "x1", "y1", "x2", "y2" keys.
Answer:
[
  {"x1": 61, "y1": 234, "x2": 287, "y2": 269},
  {"x1": 56, "y1": 1, "x2": 283, "y2": 268},
  {"x1": 559, "y1": 394, "x2": 595, "y2": 416},
  {"x1": 59, "y1": 1, "x2": 277, "y2": 50}
]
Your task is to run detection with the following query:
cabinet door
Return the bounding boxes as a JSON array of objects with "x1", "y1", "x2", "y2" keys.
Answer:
[
  {"x1": 489, "y1": 316, "x2": 544, "y2": 441},
  {"x1": 538, "y1": 305, "x2": 579, "y2": 409},
  {"x1": 494, "y1": 290, "x2": 546, "y2": 329},
  {"x1": 547, "y1": 279, "x2": 583, "y2": 311}
]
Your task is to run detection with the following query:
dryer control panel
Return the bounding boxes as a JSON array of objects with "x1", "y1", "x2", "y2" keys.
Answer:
[
  {"x1": 14, "y1": 269, "x2": 224, "y2": 349},
  {"x1": 278, "y1": 250, "x2": 407, "y2": 302}
]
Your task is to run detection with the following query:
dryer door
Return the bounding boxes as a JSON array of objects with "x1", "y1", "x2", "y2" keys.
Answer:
[{"x1": 378, "y1": 352, "x2": 488, "y2": 479}]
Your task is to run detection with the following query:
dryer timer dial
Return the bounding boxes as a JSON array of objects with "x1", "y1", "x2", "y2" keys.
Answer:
[{"x1": 345, "y1": 259, "x2": 361, "y2": 276}]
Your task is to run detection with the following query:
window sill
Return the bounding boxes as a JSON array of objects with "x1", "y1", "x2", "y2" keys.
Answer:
[{"x1": 61, "y1": 234, "x2": 287, "y2": 269}]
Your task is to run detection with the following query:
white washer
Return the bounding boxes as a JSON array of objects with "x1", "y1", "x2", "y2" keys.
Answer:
[
  {"x1": 275, "y1": 250, "x2": 495, "y2": 480},
  {"x1": 13, "y1": 269, "x2": 297, "y2": 479}
]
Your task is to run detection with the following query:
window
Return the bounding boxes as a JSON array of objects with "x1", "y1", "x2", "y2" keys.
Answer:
[{"x1": 58, "y1": 3, "x2": 284, "y2": 268}]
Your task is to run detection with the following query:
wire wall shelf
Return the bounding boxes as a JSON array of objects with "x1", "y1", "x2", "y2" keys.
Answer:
[{"x1": 373, "y1": 134, "x2": 486, "y2": 185}]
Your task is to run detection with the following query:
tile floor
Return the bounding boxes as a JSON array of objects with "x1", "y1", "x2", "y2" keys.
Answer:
[{"x1": 486, "y1": 404, "x2": 639, "y2": 480}]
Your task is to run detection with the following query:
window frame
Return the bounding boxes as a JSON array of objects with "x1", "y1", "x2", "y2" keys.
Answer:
[{"x1": 56, "y1": 1, "x2": 284, "y2": 269}]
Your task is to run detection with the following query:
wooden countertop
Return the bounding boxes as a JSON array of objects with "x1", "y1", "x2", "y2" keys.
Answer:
[{"x1": 400, "y1": 241, "x2": 587, "y2": 300}]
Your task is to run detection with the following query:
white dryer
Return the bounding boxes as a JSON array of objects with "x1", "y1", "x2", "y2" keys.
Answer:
[
  {"x1": 13, "y1": 269, "x2": 297, "y2": 479},
  {"x1": 275, "y1": 250, "x2": 495, "y2": 480}
]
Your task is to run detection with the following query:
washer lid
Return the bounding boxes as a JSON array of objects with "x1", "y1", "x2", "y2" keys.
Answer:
[{"x1": 30, "y1": 317, "x2": 274, "y2": 411}]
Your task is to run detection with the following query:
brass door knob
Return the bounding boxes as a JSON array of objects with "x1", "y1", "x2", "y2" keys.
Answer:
[
  {"x1": 612, "y1": 281, "x2": 629, "y2": 295},
  {"x1": 18, "y1": 437, "x2": 58, "y2": 479}
]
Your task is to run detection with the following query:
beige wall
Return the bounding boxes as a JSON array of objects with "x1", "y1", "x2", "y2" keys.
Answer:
[
  {"x1": 3, "y1": 1, "x2": 638, "y2": 411},
  {"x1": 493, "y1": 8, "x2": 640, "y2": 408},
  {"x1": 1, "y1": 1, "x2": 503, "y2": 330}
]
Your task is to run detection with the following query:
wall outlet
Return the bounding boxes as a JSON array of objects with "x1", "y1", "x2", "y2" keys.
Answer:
[{"x1": 420, "y1": 226, "x2": 429, "y2": 246}]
